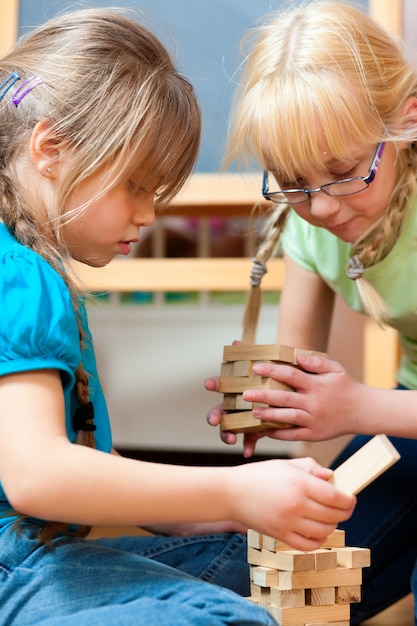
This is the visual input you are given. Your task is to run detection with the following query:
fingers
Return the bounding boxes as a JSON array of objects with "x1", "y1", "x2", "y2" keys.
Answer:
[{"x1": 204, "y1": 376, "x2": 221, "y2": 392}]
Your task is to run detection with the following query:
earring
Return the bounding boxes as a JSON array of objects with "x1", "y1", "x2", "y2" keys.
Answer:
[{"x1": 46, "y1": 166, "x2": 52, "y2": 174}]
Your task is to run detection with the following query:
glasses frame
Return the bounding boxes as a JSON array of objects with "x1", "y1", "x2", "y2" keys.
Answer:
[{"x1": 262, "y1": 141, "x2": 386, "y2": 205}]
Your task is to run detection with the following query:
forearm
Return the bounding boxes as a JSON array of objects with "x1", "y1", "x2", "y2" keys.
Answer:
[
  {"x1": 352, "y1": 386, "x2": 417, "y2": 438},
  {"x1": 6, "y1": 441, "x2": 233, "y2": 527}
]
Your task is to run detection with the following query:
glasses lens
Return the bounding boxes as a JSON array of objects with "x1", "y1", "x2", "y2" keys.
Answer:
[
  {"x1": 265, "y1": 190, "x2": 310, "y2": 205},
  {"x1": 323, "y1": 178, "x2": 369, "y2": 197}
]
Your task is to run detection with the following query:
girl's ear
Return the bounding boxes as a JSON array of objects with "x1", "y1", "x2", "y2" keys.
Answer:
[
  {"x1": 29, "y1": 120, "x2": 61, "y2": 179},
  {"x1": 398, "y1": 97, "x2": 417, "y2": 147}
]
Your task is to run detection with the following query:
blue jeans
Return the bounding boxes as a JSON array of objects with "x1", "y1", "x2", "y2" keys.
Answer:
[
  {"x1": 0, "y1": 523, "x2": 278, "y2": 626},
  {"x1": 330, "y1": 434, "x2": 417, "y2": 625}
]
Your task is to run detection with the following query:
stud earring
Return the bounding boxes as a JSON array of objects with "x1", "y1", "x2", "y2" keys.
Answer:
[{"x1": 46, "y1": 166, "x2": 52, "y2": 174}]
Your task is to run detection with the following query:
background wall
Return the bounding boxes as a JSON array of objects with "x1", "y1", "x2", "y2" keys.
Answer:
[{"x1": 19, "y1": 0, "x2": 366, "y2": 173}]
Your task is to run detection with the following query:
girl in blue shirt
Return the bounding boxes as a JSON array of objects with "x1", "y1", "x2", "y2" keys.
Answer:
[{"x1": 0, "y1": 7, "x2": 355, "y2": 626}]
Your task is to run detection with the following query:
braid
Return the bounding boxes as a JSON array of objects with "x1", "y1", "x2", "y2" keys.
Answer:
[
  {"x1": 242, "y1": 204, "x2": 290, "y2": 343},
  {"x1": 348, "y1": 146, "x2": 417, "y2": 325}
]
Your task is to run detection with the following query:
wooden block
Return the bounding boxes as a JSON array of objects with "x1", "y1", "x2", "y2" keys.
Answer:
[
  {"x1": 305, "y1": 586, "x2": 336, "y2": 605},
  {"x1": 321, "y1": 530, "x2": 346, "y2": 549},
  {"x1": 336, "y1": 547, "x2": 371, "y2": 569},
  {"x1": 220, "y1": 411, "x2": 291, "y2": 433},
  {"x1": 336, "y1": 584, "x2": 361, "y2": 603},
  {"x1": 270, "y1": 550, "x2": 316, "y2": 572},
  {"x1": 247, "y1": 547, "x2": 315, "y2": 571},
  {"x1": 220, "y1": 361, "x2": 234, "y2": 377},
  {"x1": 250, "y1": 581, "x2": 270, "y2": 600},
  {"x1": 223, "y1": 344, "x2": 296, "y2": 363},
  {"x1": 294, "y1": 347, "x2": 327, "y2": 361},
  {"x1": 270, "y1": 586, "x2": 305, "y2": 608},
  {"x1": 223, "y1": 394, "x2": 253, "y2": 410},
  {"x1": 233, "y1": 360, "x2": 252, "y2": 376},
  {"x1": 261, "y1": 529, "x2": 345, "y2": 553},
  {"x1": 329, "y1": 434, "x2": 400, "y2": 495},
  {"x1": 266, "y1": 602, "x2": 350, "y2": 625},
  {"x1": 314, "y1": 549, "x2": 338, "y2": 570},
  {"x1": 278, "y1": 567, "x2": 362, "y2": 591},
  {"x1": 252, "y1": 566, "x2": 279, "y2": 587},
  {"x1": 219, "y1": 375, "x2": 291, "y2": 393},
  {"x1": 247, "y1": 529, "x2": 263, "y2": 549}
]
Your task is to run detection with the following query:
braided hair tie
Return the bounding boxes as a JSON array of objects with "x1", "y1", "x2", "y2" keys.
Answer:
[
  {"x1": 249, "y1": 257, "x2": 268, "y2": 287},
  {"x1": 73, "y1": 401, "x2": 96, "y2": 433},
  {"x1": 346, "y1": 255, "x2": 365, "y2": 281}
]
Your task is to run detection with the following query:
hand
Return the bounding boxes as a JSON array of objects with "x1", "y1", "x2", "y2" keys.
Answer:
[
  {"x1": 241, "y1": 354, "x2": 367, "y2": 445},
  {"x1": 229, "y1": 457, "x2": 356, "y2": 551},
  {"x1": 205, "y1": 375, "x2": 240, "y2": 446}
]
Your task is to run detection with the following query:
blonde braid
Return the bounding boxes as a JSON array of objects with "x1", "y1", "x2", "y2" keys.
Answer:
[
  {"x1": 242, "y1": 204, "x2": 290, "y2": 343},
  {"x1": 348, "y1": 146, "x2": 417, "y2": 326}
]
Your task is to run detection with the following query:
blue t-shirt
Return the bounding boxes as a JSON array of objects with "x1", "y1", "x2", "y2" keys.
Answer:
[{"x1": 0, "y1": 223, "x2": 112, "y2": 530}]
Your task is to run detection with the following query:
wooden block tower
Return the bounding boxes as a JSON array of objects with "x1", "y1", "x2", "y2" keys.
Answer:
[
  {"x1": 219, "y1": 343, "x2": 325, "y2": 434},
  {"x1": 248, "y1": 528, "x2": 369, "y2": 625},
  {"x1": 246, "y1": 435, "x2": 400, "y2": 626}
]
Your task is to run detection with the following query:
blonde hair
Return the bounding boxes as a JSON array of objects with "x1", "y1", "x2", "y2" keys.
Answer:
[
  {"x1": 0, "y1": 8, "x2": 200, "y2": 540},
  {"x1": 227, "y1": 0, "x2": 417, "y2": 330}
]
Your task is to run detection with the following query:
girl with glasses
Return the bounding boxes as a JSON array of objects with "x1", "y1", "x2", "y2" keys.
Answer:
[{"x1": 206, "y1": 2, "x2": 417, "y2": 624}]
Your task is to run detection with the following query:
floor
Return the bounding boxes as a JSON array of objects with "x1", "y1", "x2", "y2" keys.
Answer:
[{"x1": 361, "y1": 593, "x2": 414, "y2": 625}]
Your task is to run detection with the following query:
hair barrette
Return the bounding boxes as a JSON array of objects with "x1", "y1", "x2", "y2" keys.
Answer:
[
  {"x1": 0, "y1": 71, "x2": 20, "y2": 102},
  {"x1": 12, "y1": 75, "x2": 43, "y2": 106}
]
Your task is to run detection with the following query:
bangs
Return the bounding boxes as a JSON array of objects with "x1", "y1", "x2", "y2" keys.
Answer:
[
  {"x1": 86, "y1": 68, "x2": 201, "y2": 204},
  {"x1": 233, "y1": 69, "x2": 383, "y2": 181}
]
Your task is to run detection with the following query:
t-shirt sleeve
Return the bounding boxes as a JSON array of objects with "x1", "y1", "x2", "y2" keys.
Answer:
[{"x1": 0, "y1": 247, "x2": 80, "y2": 391}]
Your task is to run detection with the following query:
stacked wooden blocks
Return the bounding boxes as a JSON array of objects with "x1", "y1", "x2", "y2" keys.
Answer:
[
  {"x1": 246, "y1": 435, "x2": 401, "y2": 625},
  {"x1": 219, "y1": 344, "x2": 325, "y2": 434},
  {"x1": 247, "y1": 528, "x2": 370, "y2": 626}
]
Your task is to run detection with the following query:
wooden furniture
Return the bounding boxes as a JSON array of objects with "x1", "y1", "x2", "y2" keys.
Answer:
[{"x1": 73, "y1": 170, "x2": 399, "y2": 390}]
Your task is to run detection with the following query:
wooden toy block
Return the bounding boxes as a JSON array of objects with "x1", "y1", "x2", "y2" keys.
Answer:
[
  {"x1": 220, "y1": 411, "x2": 291, "y2": 433},
  {"x1": 219, "y1": 343, "x2": 326, "y2": 434},
  {"x1": 305, "y1": 586, "x2": 336, "y2": 605},
  {"x1": 248, "y1": 547, "x2": 315, "y2": 571},
  {"x1": 247, "y1": 528, "x2": 263, "y2": 549},
  {"x1": 335, "y1": 584, "x2": 362, "y2": 604},
  {"x1": 251, "y1": 566, "x2": 279, "y2": 587},
  {"x1": 250, "y1": 581, "x2": 270, "y2": 600},
  {"x1": 313, "y1": 549, "x2": 338, "y2": 571},
  {"x1": 266, "y1": 602, "x2": 350, "y2": 626},
  {"x1": 223, "y1": 393, "x2": 253, "y2": 411},
  {"x1": 232, "y1": 360, "x2": 253, "y2": 376},
  {"x1": 219, "y1": 375, "x2": 292, "y2": 393},
  {"x1": 277, "y1": 567, "x2": 362, "y2": 591},
  {"x1": 223, "y1": 344, "x2": 296, "y2": 363},
  {"x1": 261, "y1": 529, "x2": 345, "y2": 553},
  {"x1": 329, "y1": 434, "x2": 400, "y2": 495},
  {"x1": 269, "y1": 587, "x2": 305, "y2": 608},
  {"x1": 336, "y1": 547, "x2": 371, "y2": 569}
]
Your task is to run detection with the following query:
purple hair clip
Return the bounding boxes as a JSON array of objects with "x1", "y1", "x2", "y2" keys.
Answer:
[
  {"x1": 12, "y1": 75, "x2": 43, "y2": 106},
  {"x1": 0, "y1": 71, "x2": 20, "y2": 102}
]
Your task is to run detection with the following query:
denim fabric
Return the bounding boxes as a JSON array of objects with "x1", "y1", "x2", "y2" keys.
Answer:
[
  {"x1": 0, "y1": 524, "x2": 278, "y2": 626},
  {"x1": 330, "y1": 434, "x2": 417, "y2": 625}
]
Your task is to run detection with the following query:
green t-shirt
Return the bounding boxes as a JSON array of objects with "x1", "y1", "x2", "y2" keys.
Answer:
[{"x1": 281, "y1": 204, "x2": 417, "y2": 389}]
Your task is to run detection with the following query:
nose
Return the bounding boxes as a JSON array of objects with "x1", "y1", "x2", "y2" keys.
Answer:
[
  {"x1": 133, "y1": 194, "x2": 155, "y2": 227},
  {"x1": 308, "y1": 190, "x2": 341, "y2": 221}
]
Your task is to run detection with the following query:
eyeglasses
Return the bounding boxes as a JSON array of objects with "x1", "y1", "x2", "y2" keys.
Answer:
[{"x1": 262, "y1": 142, "x2": 386, "y2": 205}]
